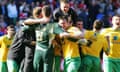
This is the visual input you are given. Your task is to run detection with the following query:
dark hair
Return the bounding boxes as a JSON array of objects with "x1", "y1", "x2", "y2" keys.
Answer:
[
  {"x1": 113, "y1": 14, "x2": 120, "y2": 18},
  {"x1": 7, "y1": 25, "x2": 15, "y2": 30},
  {"x1": 76, "y1": 18, "x2": 83, "y2": 22},
  {"x1": 10, "y1": 0, "x2": 15, "y2": 3},
  {"x1": 93, "y1": 20, "x2": 104, "y2": 30},
  {"x1": 42, "y1": 5, "x2": 51, "y2": 17},
  {"x1": 58, "y1": 16, "x2": 70, "y2": 22}
]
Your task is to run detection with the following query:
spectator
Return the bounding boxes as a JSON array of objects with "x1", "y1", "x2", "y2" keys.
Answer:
[
  {"x1": 96, "y1": 8, "x2": 105, "y2": 20},
  {"x1": 102, "y1": 15, "x2": 111, "y2": 28},
  {"x1": 77, "y1": 7, "x2": 88, "y2": 29},
  {"x1": 53, "y1": 0, "x2": 78, "y2": 25},
  {"x1": 19, "y1": 2, "x2": 26, "y2": 13},
  {"x1": 7, "y1": 0, "x2": 18, "y2": 25},
  {"x1": 88, "y1": 0, "x2": 100, "y2": 29},
  {"x1": 19, "y1": 2, "x2": 28, "y2": 20},
  {"x1": 116, "y1": 7, "x2": 120, "y2": 15},
  {"x1": 0, "y1": 26, "x2": 6, "y2": 36},
  {"x1": 23, "y1": 3, "x2": 31, "y2": 18},
  {"x1": 36, "y1": 1, "x2": 40, "y2": 7},
  {"x1": 104, "y1": 1, "x2": 114, "y2": 15},
  {"x1": 30, "y1": 2, "x2": 36, "y2": 9},
  {"x1": 0, "y1": 15, "x2": 7, "y2": 28},
  {"x1": 76, "y1": 18, "x2": 86, "y2": 33},
  {"x1": 0, "y1": 1, "x2": 8, "y2": 24},
  {"x1": 26, "y1": 0, "x2": 33, "y2": 4},
  {"x1": 15, "y1": 21, "x2": 22, "y2": 32},
  {"x1": 0, "y1": 15, "x2": 7, "y2": 35}
]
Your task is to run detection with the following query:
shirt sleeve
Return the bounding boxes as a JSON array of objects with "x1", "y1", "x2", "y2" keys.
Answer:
[
  {"x1": 103, "y1": 37, "x2": 109, "y2": 52},
  {"x1": 53, "y1": 23, "x2": 64, "y2": 34},
  {"x1": 84, "y1": 30, "x2": 90, "y2": 39},
  {"x1": 21, "y1": 24, "x2": 37, "y2": 32},
  {"x1": 9, "y1": 30, "x2": 25, "y2": 50}
]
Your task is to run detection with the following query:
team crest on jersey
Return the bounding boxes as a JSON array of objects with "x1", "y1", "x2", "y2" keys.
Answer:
[
  {"x1": 94, "y1": 33, "x2": 97, "y2": 36},
  {"x1": 113, "y1": 36, "x2": 118, "y2": 40}
]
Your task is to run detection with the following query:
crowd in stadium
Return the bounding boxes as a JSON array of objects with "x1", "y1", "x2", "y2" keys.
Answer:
[
  {"x1": 0, "y1": 0, "x2": 120, "y2": 72},
  {"x1": 0, "y1": 0, "x2": 120, "y2": 35}
]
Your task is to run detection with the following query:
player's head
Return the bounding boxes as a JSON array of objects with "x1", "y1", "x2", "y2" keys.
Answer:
[
  {"x1": 76, "y1": 18, "x2": 84, "y2": 30},
  {"x1": 42, "y1": 5, "x2": 52, "y2": 18},
  {"x1": 93, "y1": 19, "x2": 104, "y2": 30},
  {"x1": 32, "y1": 7, "x2": 42, "y2": 19},
  {"x1": 112, "y1": 15, "x2": 120, "y2": 28},
  {"x1": 60, "y1": 0, "x2": 70, "y2": 13},
  {"x1": 58, "y1": 16, "x2": 71, "y2": 30},
  {"x1": 7, "y1": 25, "x2": 16, "y2": 37}
]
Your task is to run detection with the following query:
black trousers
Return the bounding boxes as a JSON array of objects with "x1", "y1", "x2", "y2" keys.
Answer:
[{"x1": 22, "y1": 46, "x2": 35, "y2": 72}]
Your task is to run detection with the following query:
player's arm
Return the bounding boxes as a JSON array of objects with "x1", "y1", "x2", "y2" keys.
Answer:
[
  {"x1": 103, "y1": 37, "x2": 110, "y2": 55},
  {"x1": 53, "y1": 26, "x2": 83, "y2": 42},
  {"x1": 23, "y1": 38, "x2": 36, "y2": 46},
  {"x1": 52, "y1": 35, "x2": 62, "y2": 49},
  {"x1": 23, "y1": 18, "x2": 50, "y2": 25},
  {"x1": 69, "y1": 32, "x2": 84, "y2": 39},
  {"x1": 59, "y1": 31, "x2": 84, "y2": 41},
  {"x1": 77, "y1": 30, "x2": 93, "y2": 46},
  {"x1": 22, "y1": 30, "x2": 36, "y2": 46},
  {"x1": 59, "y1": 32, "x2": 70, "y2": 38}
]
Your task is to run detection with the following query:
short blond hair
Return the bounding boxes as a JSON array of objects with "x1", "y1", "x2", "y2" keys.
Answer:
[{"x1": 32, "y1": 7, "x2": 42, "y2": 18}]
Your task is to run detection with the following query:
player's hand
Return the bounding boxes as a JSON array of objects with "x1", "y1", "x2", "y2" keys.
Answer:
[
  {"x1": 31, "y1": 41, "x2": 36, "y2": 46},
  {"x1": 73, "y1": 31, "x2": 83, "y2": 38},
  {"x1": 41, "y1": 18, "x2": 50, "y2": 24},
  {"x1": 86, "y1": 40, "x2": 92, "y2": 47},
  {"x1": 77, "y1": 39, "x2": 88, "y2": 45},
  {"x1": 61, "y1": 32, "x2": 70, "y2": 37},
  {"x1": 59, "y1": 32, "x2": 69, "y2": 38},
  {"x1": 24, "y1": 19, "x2": 34, "y2": 25}
]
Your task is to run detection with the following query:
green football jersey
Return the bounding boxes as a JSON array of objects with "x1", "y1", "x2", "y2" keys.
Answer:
[
  {"x1": 35, "y1": 23, "x2": 64, "y2": 49},
  {"x1": 22, "y1": 22, "x2": 64, "y2": 49}
]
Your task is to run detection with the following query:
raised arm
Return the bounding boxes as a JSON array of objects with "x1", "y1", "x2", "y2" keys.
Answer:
[{"x1": 23, "y1": 18, "x2": 50, "y2": 25}]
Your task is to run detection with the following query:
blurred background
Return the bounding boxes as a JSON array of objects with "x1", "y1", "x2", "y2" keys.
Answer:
[{"x1": 0, "y1": 0, "x2": 120, "y2": 36}]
